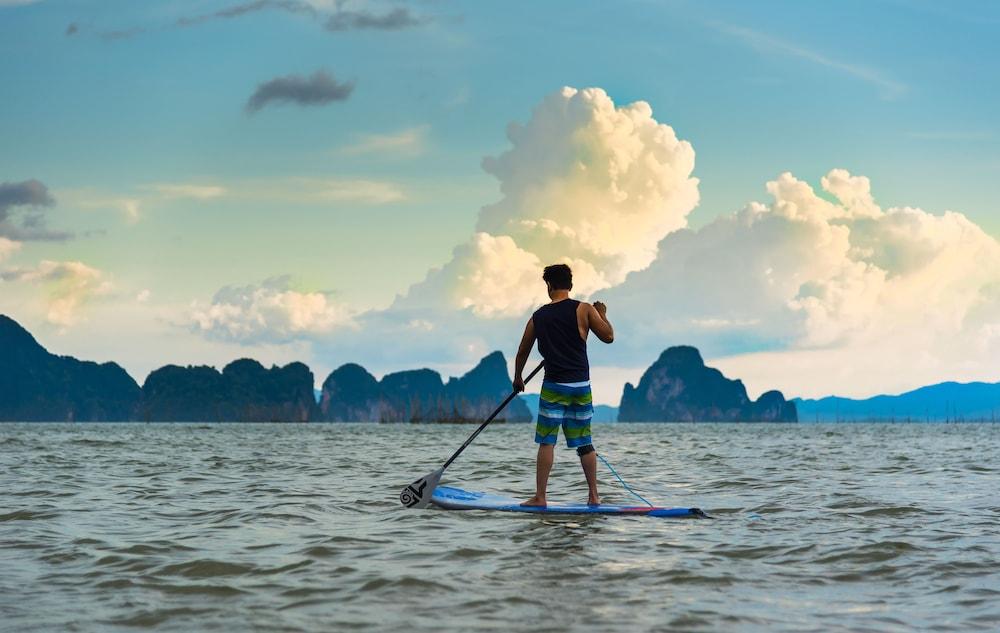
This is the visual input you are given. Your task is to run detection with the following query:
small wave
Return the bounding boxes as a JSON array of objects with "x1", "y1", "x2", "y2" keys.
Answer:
[
  {"x1": 104, "y1": 607, "x2": 212, "y2": 627},
  {"x1": 140, "y1": 582, "x2": 247, "y2": 597},
  {"x1": 853, "y1": 506, "x2": 924, "y2": 518},
  {"x1": 299, "y1": 545, "x2": 338, "y2": 558},
  {"x1": 70, "y1": 438, "x2": 128, "y2": 447},
  {"x1": 281, "y1": 586, "x2": 341, "y2": 598},
  {"x1": 256, "y1": 560, "x2": 314, "y2": 576},
  {"x1": 710, "y1": 544, "x2": 789, "y2": 560},
  {"x1": 40, "y1": 551, "x2": 90, "y2": 564},
  {"x1": 457, "y1": 596, "x2": 547, "y2": 611},
  {"x1": 0, "y1": 509, "x2": 59, "y2": 522},
  {"x1": 814, "y1": 541, "x2": 921, "y2": 564},
  {"x1": 158, "y1": 559, "x2": 256, "y2": 578},
  {"x1": 115, "y1": 542, "x2": 195, "y2": 555},
  {"x1": 442, "y1": 547, "x2": 497, "y2": 560},
  {"x1": 932, "y1": 560, "x2": 999, "y2": 578},
  {"x1": 9, "y1": 488, "x2": 76, "y2": 498},
  {"x1": 358, "y1": 576, "x2": 454, "y2": 593},
  {"x1": 965, "y1": 464, "x2": 995, "y2": 473},
  {"x1": 277, "y1": 598, "x2": 331, "y2": 612},
  {"x1": 655, "y1": 569, "x2": 737, "y2": 586},
  {"x1": 95, "y1": 579, "x2": 135, "y2": 590}
]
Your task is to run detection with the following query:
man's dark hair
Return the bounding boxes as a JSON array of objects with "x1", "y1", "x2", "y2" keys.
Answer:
[{"x1": 543, "y1": 264, "x2": 573, "y2": 290}]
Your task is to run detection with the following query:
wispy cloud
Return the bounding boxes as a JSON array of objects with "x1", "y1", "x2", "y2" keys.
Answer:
[
  {"x1": 63, "y1": 175, "x2": 402, "y2": 222},
  {"x1": 245, "y1": 70, "x2": 354, "y2": 114},
  {"x1": 176, "y1": 0, "x2": 316, "y2": 28},
  {"x1": 304, "y1": 178, "x2": 406, "y2": 204},
  {"x1": 324, "y1": 7, "x2": 426, "y2": 31},
  {"x1": 208, "y1": 177, "x2": 407, "y2": 205},
  {"x1": 338, "y1": 126, "x2": 429, "y2": 157},
  {"x1": 219, "y1": 177, "x2": 408, "y2": 205},
  {"x1": 713, "y1": 22, "x2": 906, "y2": 100},
  {"x1": 87, "y1": 1, "x2": 429, "y2": 42},
  {"x1": 64, "y1": 182, "x2": 227, "y2": 222},
  {"x1": 143, "y1": 183, "x2": 228, "y2": 200},
  {"x1": 69, "y1": 193, "x2": 142, "y2": 222}
]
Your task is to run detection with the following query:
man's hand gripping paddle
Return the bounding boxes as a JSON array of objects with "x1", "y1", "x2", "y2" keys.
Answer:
[{"x1": 399, "y1": 361, "x2": 544, "y2": 509}]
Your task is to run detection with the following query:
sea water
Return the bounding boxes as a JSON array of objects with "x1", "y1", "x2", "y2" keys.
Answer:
[{"x1": 1, "y1": 422, "x2": 998, "y2": 632}]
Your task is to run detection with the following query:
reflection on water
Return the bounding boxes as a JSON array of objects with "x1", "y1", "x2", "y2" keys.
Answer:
[{"x1": 1, "y1": 422, "x2": 999, "y2": 632}]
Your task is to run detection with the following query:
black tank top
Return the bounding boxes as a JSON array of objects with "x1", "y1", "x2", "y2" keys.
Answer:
[{"x1": 532, "y1": 299, "x2": 589, "y2": 383}]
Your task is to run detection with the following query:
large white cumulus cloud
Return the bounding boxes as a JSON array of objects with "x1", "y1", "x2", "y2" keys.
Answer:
[
  {"x1": 605, "y1": 168, "x2": 1000, "y2": 397},
  {"x1": 477, "y1": 87, "x2": 699, "y2": 289},
  {"x1": 398, "y1": 86, "x2": 699, "y2": 318},
  {"x1": 170, "y1": 84, "x2": 1000, "y2": 401}
]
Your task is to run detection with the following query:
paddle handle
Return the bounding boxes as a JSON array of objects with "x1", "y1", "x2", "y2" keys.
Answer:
[{"x1": 441, "y1": 360, "x2": 544, "y2": 470}]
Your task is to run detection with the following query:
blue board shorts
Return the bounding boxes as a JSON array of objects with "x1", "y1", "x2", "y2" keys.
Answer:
[{"x1": 535, "y1": 380, "x2": 594, "y2": 448}]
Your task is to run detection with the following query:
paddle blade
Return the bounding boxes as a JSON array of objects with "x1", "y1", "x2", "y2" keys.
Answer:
[{"x1": 399, "y1": 468, "x2": 443, "y2": 509}]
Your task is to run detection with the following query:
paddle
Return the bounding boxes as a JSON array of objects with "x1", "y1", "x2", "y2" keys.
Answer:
[{"x1": 399, "y1": 360, "x2": 545, "y2": 509}]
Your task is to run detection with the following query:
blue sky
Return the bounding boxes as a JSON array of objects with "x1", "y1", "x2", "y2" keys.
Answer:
[{"x1": 2, "y1": 0, "x2": 1000, "y2": 403}]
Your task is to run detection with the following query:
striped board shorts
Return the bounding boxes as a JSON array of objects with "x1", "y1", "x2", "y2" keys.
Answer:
[{"x1": 535, "y1": 380, "x2": 594, "y2": 448}]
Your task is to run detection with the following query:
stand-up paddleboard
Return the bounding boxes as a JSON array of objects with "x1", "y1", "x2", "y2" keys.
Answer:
[{"x1": 431, "y1": 486, "x2": 708, "y2": 518}]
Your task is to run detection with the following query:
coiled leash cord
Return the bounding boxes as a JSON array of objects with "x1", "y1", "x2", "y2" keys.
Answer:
[{"x1": 597, "y1": 453, "x2": 654, "y2": 508}]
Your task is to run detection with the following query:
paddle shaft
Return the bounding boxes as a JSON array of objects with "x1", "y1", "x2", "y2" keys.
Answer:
[{"x1": 441, "y1": 360, "x2": 544, "y2": 470}]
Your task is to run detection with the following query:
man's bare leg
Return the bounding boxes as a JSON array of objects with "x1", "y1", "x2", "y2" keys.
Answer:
[
  {"x1": 579, "y1": 450, "x2": 600, "y2": 505},
  {"x1": 522, "y1": 444, "x2": 554, "y2": 506}
]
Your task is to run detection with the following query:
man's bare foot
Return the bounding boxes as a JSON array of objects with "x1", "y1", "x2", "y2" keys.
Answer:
[
  {"x1": 587, "y1": 495, "x2": 601, "y2": 506},
  {"x1": 521, "y1": 495, "x2": 547, "y2": 507}
]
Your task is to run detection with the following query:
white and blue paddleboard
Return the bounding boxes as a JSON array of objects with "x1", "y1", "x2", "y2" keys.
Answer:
[{"x1": 431, "y1": 486, "x2": 707, "y2": 518}]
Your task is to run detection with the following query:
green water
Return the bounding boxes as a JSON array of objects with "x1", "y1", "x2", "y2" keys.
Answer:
[{"x1": 1, "y1": 423, "x2": 998, "y2": 632}]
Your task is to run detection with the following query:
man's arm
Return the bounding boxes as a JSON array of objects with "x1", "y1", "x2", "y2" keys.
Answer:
[
  {"x1": 588, "y1": 301, "x2": 614, "y2": 344},
  {"x1": 513, "y1": 317, "x2": 536, "y2": 392}
]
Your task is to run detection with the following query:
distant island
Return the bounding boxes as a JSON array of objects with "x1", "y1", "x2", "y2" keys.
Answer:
[
  {"x1": 318, "y1": 351, "x2": 531, "y2": 423},
  {"x1": 795, "y1": 382, "x2": 1000, "y2": 422},
  {"x1": 6, "y1": 313, "x2": 999, "y2": 423},
  {"x1": 0, "y1": 314, "x2": 528, "y2": 423},
  {"x1": 0, "y1": 315, "x2": 140, "y2": 421},
  {"x1": 619, "y1": 346, "x2": 797, "y2": 422},
  {"x1": 141, "y1": 360, "x2": 319, "y2": 422}
]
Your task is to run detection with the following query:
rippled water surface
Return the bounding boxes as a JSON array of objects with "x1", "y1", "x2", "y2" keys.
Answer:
[{"x1": 2, "y1": 423, "x2": 999, "y2": 632}]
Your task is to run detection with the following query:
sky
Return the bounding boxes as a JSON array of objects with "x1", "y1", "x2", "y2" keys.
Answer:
[{"x1": 2, "y1": 0, "x2": 1000, "y2": 405}]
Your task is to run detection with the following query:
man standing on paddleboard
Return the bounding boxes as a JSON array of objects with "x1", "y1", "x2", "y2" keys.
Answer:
[{"x1": 512, "y1": 263, "x2": 615, "y2": 507}]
